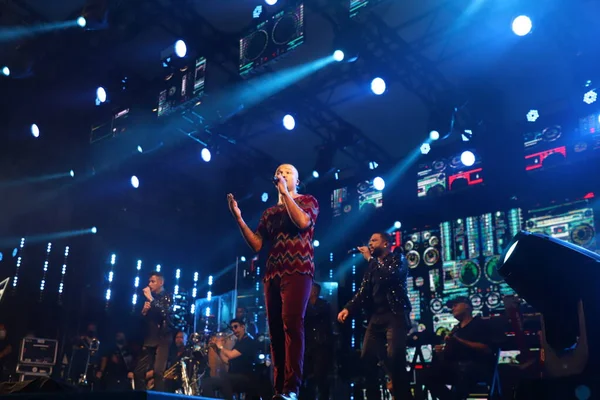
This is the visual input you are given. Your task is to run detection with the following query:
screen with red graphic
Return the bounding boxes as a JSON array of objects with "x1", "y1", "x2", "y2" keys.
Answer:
[
  {"x1": 417, "y1": 149, "x2": 484, "y2": 198},
  {"x1": 331, "y1": 187, "x2": 350, "y2": 217}
]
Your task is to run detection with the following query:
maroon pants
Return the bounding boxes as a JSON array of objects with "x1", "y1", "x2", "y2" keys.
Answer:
[{"x1": 264, "y1": 273, "x2": 313, "y2": 395}]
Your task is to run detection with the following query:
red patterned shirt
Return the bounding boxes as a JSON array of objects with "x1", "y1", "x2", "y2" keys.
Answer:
[{"x1": 256, "y1": 194, "x2": 319, "y2": 281}]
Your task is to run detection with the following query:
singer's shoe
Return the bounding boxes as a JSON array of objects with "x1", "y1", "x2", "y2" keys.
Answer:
[{"x1": 273, "y1": 393, "x2": 298, "y2": 400}]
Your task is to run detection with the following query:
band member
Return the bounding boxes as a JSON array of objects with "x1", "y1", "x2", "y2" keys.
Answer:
[
  {"x1": 204, "y1": 319, "x2": 269, "y2": 400},
  {"x1": 134, "y1": 272, "x2": 174, "y2": 392},
  {"x1": 228, "y1": 164, "x2": 319, "y2": 400},
  {"x1": 96, "y1": 331, "x2": 135, "y2": 391},
  {"x1": 423, "y1": 297, "x2": 502, "y2": 400},
  {"x1": 302, "y1": 282, "x2": 333, "y2": 400},
  {"x1": 236, "y1": 306, "x2": 258, "y2": 337},
  {"x1": 337, "y1": 232, "x2": 413, "y2": 400}
]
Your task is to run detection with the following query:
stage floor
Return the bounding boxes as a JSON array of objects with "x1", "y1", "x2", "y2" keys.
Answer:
[{"x1": 3, "y1": 390, "x2": 221, "y2": 400}]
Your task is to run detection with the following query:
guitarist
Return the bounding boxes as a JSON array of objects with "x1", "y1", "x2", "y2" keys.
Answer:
[{"x1": 424, "y1": 296, "x2": 503, "y2": 400}]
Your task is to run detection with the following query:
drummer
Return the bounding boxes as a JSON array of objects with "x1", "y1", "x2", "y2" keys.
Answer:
[{"x1": 204, "y1": 319, "x2": 266, "y2": 400}]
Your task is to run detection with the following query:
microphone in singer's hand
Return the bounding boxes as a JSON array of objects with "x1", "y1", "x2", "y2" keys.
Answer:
[
  {"x1": 273, "y1": 176, "x2": 280, "y2": 185},
  {"x1": 348, "y1": 248, "x2": 362, "y2": 255}
]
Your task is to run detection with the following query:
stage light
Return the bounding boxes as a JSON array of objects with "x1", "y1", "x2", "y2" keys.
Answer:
[
  {"x1": 583, "y1": 90, "x2": 597, "y2": 105},
  {"x1": 261, "y1": 192, "x2": 269, "y2": 203},
  {"x1": 527, "y1": 109, "x2": 540, "y2": 122},
  {"x1": 137, "y1": 146, "x2": 143, "y2": 153},
  {"x1": 201, "y1": 147, "x2": 211, "y2": 162},
  {"x1": 371, "y1": 77, "x2": 386, "y2": 95},
  {"x1": 512, "y1": 15, "x2": 532, "y2": 36},
  {"x1": 394, "y1": 221, "x2": 401, "y2": 229},
  {"x1": 1, "y1": 66, "x2": 9, "y2": 77},
  {"x1": 312, "y1": 170, "x2": 320, "y2": 179},
  {"x1": 96, "y1": 87, "x2": 107, "y2": 104},
  {"x1": 91, "y1": 227, "x2": 97, "y2": 234},
  {"x1": 30, "y1": 124, "x2": 39, "y2": 138},
  {"x1": 313, "y1": 240, "x2": 320, "y2": 247},
  {"x1": 12, "y1": 248, "x2": 17, "y2": 257},
  {"x1": 131, "y1": 175, "x2": 139, "y2": 188},
  {"x1": 373, "y1": 176, "x2": 385, "y2": 190},
  {"x1": 333, "y1": 50, "x2": 345, "y2": 62},
  {"x1": 462, "y1": 130, "x2": 473, "y2": 142},
  {"x1": 70, "y1": 170, "x2": 75, "y2": 177},
  {"x1": 156, "y1": 264, "x2": 161, "y2": 272},
  {"x1": 174, "y1": 40, "x2": 187, "y2": 58},
  {"x1": 429, "y1": 130, "x2": 440, "y2": 141},
  {"x1": 420, "y1": 143, "x2": 431, "y2": 155},
  {"x1": 0, "y1": 252, "x2": 3, "y2": 262},
  {"x1": 265, "y1": 0, "x2": 277, "y2": 5},
  {"x1": 460, "y1": 150, "x2": 475, "y2": 167},
  {"x1": 334, "y1": 170, "x2": 339, "y2": 180},
  {"x1": 240, "y1": 256, "x2": 247, "y2": 262},
  {"x1": 369, "y1": 161, "x2": 379, "y2": 170},
  {"x1": 77, "y1": 16, "x2": 87, "y2": 28},
  {"x1": 283, "y1": 114, "x2": 295, "y2": 130}
]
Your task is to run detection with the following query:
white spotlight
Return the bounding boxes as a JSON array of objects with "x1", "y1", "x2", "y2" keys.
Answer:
[
  {"x1": 175, "y1": 40, "x2": 187, "y2": 58},
  {"x1": 373, "y1": 177, "x2": 385, "y2": 191},
  {"x1": 131, "y1": 175, "x2": 139, "y2": 188},
  {"x1": 333, "y1": 50, "x2": 345, "y2": 62},
  {"x1": 526, "y1": 110, "x2": 539, "y2": 122},
  {"x1": 429, "y1": 130, "x2": 440, "y2": 140},
  {"x1": 313, "y1": 240, "x2": 320, "y2": 247},
  {"x1": 261, "y1": 192, "x2": 269, "y2": 203},
  {"x1": 265, "y1": 0, "x2": 278, "y2": 5},
  {"x1": 77, "y1": 16, "x2": 87, "y2": 28},
  {"x1": 420, "y1": 143, "x2": 431, "y2": 155},
  {"x1": 460, "y1": 150, "x2": 476, "y2": 167},
  {"x1": 96, "y1": 87, "x2": 107, "y2": 104},
  {"x1": 137, "y1": 146, "x2": 143, "y2": 153},
  {"x1": 512, "y1": 15, "x2": 532, "y2": 36},
  {"x1": 1, "y1": 66, "x2": 9, "y2": 77},
  {"x1": 394, "y1": 221, "x2": 401, "y2": 229},
  {"x1": 31, "y1": 124, "x2": 40, "y2": 138},
  {"x1": 283, "y1": 114, "x2": 295, "y2": 130},
  {"x1": 201, "y1": 148, "x2": 211, "y2": 162},
  {"x1": 312, "y1": 170, "x2": 320, "y2": 179},
  {"x1": 70, "y1": 170, "x2": 75, "y2": 178},
  {"x1": 91, "y1": 227, "x2": 98, "y2": 234},
  {"x1": 583, "y1": 90, "x2": 597, "y2": 105},
  {"x1": 371, "y1": 77, "x2": 386, "y2": 95}
]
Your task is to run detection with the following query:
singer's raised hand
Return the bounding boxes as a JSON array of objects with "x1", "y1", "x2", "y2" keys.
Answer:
[
  {"x1": 142, "y1": 301, "x2": 151, "y2": 316},
  {"x1": 227, "y1": 193, "x2": 242, "y2": 220},
  {"x1": 142, "y1": 287, "x2": 153, "y2": 302},
  {"x1": 274, "y1": 174, "x2": 288, "y2": 195},
  {"x1": 357, "y1": 246, "x2": 371, "y2": 261}
]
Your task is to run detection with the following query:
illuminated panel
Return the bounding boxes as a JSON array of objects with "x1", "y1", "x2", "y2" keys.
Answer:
[
  {"x1": 480, "y1": 213, "x2": 495, "y2": 257},
  {"x1": 447, "y1": 150, "x2": 484, "y2": 192},
  {"x1": 429, "y1": 269, "x2": 441, "y2": 294},
  {"x1": 132, "y1": 260, "x2": 142, "y2": 310},
  {"x1": 158, "y1": 56, "x2": 207, "y2": 118},
  {"x1": 579, "y1": 112, "x2": 600, "y2": 134},
  {"x1": 191, "y1": 271, "x2": 199, "y2": 314},
  {"x1": 433, "y1": 312, "x2": 457, "y2": 336},
  {"x1": 331, "y1": 187, "x2": 349, "y2": 217},
  {"x1": 525, "y1": 200, "x2": 597, "y2": 251},
  {"x1": 492, "y1": 209, "x2": 523, "y2": 255},
  {"x1": 105, "y1": 254, "x2": 116, "y2": 308},
  {"x1": 57, "y1": 246, "x2": 70, "y2": 305},
  {"x1": 239, "y1": 3, "x2": 305, "y2": 77},
  {"x1": 357, "y1": 180, "x2": 383, "y2": 210},
  {"x1": 440, "y1": 221, "x2": 453, "y2": 261},
  {"x1": 417, "y1": 164, "x2": 447, "y2": 198},
  {"x1": 12, "y1": 238, "x2": 25, "y2": 290},
  {"x1": 39, "y1": 242, "x2": 52, "y2": 301},
  {"x1": 406, "y1": 276, "x2": 421, "y2": 323},
  {"x1": 442, "y1": 261, "x2": 468, "y2": 297},
  {"x1": 466, "y1": 216, "x2": 480, "y2": 259},
  {"x1": 174, "y1": 268, "x2": 181, "y2": 295},
  {"x1": 349, "y1": 0, "x2": 384, "y2": 18},
  {"x1": 525, "y1": 146, "x2": 567, "y2": 171},
  {"x1": 453, "y1": 219, "x2": 467, "y2": 261}
]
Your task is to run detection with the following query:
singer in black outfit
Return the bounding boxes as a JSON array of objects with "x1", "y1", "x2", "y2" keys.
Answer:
[
  {"x1": 134, "y1": 272, "x2": 175, "y2": 392},
  {"x1": 337, "y1": 232, "x2": 414, "y2": 400}
]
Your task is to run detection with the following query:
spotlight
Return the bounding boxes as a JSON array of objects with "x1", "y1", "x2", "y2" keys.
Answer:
[
  {"x1": 373, "y1": 177, "x2": 385, "y2": 191},
  {"x1": 333, "y1": 50, "x2": 345, "y2": 62},
  {"x1": 0, "y1": 252, "x2": 3, "y2": 262},
  {"x1": 76, "y1": 16, "x2": 87, "y2": 28},
  {"x1": 201, "y1": 148, "x2": 211, "y2": 162},
  {"x1": 429, "y1": 130, "x2": 440, "y2": 141},
  {"x1": 512, "y1": 15, "x2": 532, "y2": 36},
  {"x1": 70, "y1": 170, "x2": 75, "y2": 178},
  {"x1": 420, "y1": 143, "x2": 431, "y2": 155},
  {"x1": 96, "y1": 87, "x2": 107, "y2": 104},
  {"x1": 368, "y1": 161, "x2": 379, "y2": 170},
  {"x1": 313, "y1": 240, "x2": 320, "y2": 247},
  {"x1": 460, "y1": 150, "x2": 476, "y2": 167},
  {"x1": 283, "y1": 114, "x2": 296, "y2": 131},
  {"x1": 30, "y1": 124, "x2": 40, "y2": 138},
  {"x1": 1, "y1": 66, "x2": 9, "y2": 77},
  {"x1": 12, "y1": 248, "x2": 18, "y2": 257},
  {"x1": 265, "y1": 0, "x2": 277, "y2": 5},
  {"x1": 240, "y1": 256, "x2": 247, "y2": 262},
  {"x1": 394, "y1": 221, "x2": 402, "y2": 229},
  {"x1": 462, "y1": 130, "x2": 473, "y2": 142},
  {"x1": 91, "y1": 227, "x2": 98, "y2": 234},
  {"x1": 371, "y1": 77, "x2": 386, "y2": 95},
  {"x1": 137, "y1": 146, "x2": 143, "y2": 153},
  {"x1": 261, "y1": 192, "x2": 269, "y2": 203},
  {"x1": 174, "y1": 40, "x2": 187, "y2": 58},
  {"x1": 312, "y1": 170, "x2": 320, "y2": 179},
  {"x1": 131, "y1": 175, "x2": 139, "y2": 188},
  {"x1": 527, "y1": 109, "x2": 540, "y2": 122},
  {"x1": 583, "y1": 90, "x2": 597, "y2": 105}
]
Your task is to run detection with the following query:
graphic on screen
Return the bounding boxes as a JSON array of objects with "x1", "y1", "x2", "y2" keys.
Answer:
[
  {"x1": 525, "y1": 200, "x2": 597, "y2": 251},
  {"x1": 447, "y1": 151, "x2": 484, "y2": 192},
  {"x1": 453, "y1": 219, "x2": 467, "y2": 261},
  {"x1": 442, "y1": 261, "x2": 469, "y2": 297},
  {"x1": 433, "y1": 312, "x2": 457, "y2": 336},
  {"x1": 331, "y1": 187, "x2": 350, "y2": 217},
  {"x1": 158, "y1": 56, "x2": 206, "y2": 118},
  {"x1": 240, "y1": 3, "x2": 304, "y2": 77},
  {"x1": 417, "y1": 162, "x2": 446, "y2": 198},
  {"x1": 429, "y1": 269, "x2": 441, "y2": 294},
  {"x1": 349, "y1": 0, "x2": 384, "y2": 18},
  {"x1": 458, "y1": 260, "x2": 481, "y2": 287},
  {"x1": 466, "y1": 216, "x2": 481, "y2": 259},
  {"x1": 407, "y1": 277, "x2": 421, "y2": 324},
  {"x1": 417, "y1": 150, "x2": 483, "y2": 198},
  {"x1": 357, "y1": 180, "x2": 383, "y2": 210}
]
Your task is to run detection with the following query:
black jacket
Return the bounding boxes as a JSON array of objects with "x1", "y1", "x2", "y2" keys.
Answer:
[
  {"x1": 344, "y1": 252, "x2": 412, "y2": 319},
  {"x1": 144, "y1": 291, "x2": 175, "y2": 346}
]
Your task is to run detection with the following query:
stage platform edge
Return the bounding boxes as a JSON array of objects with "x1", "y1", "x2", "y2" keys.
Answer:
[{"x1": 1, "y1": 389, "x2": 222, "y2": 400}]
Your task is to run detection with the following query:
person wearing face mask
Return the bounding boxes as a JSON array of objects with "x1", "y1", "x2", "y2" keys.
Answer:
[
  {"x1": 0, "y1": 324, "x2": 13, "y2": 382},
  {"x1": 96, "y1": 332, "x2": 135, "y2": 391}
]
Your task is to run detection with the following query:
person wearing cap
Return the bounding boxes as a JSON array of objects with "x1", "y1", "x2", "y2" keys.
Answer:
[
  {"x1": 337, "y1": 232, "x2": 413, "y2": 400},
  {"x1": 423, "y1": 296, "x2": 503, "y2": 399}
]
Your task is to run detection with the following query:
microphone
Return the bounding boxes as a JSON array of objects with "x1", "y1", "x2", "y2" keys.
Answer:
[
  {"x1": 347, "y1": 248, "x2": 362, "y2": 255},
  {"x1": 273, "y1": 176, "x2": 280, "y2": 185}
]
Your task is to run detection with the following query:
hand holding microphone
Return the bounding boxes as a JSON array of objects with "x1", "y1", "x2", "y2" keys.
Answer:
[
  {"x1": 273, "y1": 174, "x2": 288, "y2": 194},
  {"x1": 143, "y1": 286, "x2": 153, "y2": 302},
  {"x1": 348, "y1": 246, "x2": 372, "y2": 261}
]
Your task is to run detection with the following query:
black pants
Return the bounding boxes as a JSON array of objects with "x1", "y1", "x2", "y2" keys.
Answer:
[
  {"x1": 361, "y1": 312, "x2": 413, "y2": 400},
  {"x1": 134, "y1": 336, "x2": 171, "y2": 392},
  {"x1": 302, "y1": 345, "x2": 332, "y2": 400},
  {"x1": 422, "y1": 360, "x2": 490, "y2": 400},
  {"x1": 202, "y1": 373, "x2": 269, "y2": 400}
]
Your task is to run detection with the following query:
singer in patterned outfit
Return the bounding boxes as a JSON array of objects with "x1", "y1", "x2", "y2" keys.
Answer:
[{"x1": 228, "y1": 164, "x2": 319, "y2": 400}]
